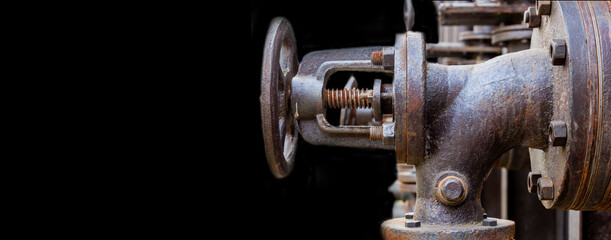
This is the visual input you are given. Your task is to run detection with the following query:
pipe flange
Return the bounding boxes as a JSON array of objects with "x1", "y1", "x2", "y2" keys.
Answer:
[
  {"x1": 381, "y1": 217, "x2": 515, "y2": 240},
  {"x1": 393, "y1": 32, "x2": 425, "y2": 164}
]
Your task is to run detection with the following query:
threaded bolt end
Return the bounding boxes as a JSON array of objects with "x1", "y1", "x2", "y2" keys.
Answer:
[{"x1": 371, "y1": 51, "x2": 383, "y2": 65}]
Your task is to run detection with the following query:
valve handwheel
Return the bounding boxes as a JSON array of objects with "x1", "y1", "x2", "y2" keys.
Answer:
[{"x1": 260, "y1": 17, "x2": 299, "y2": 178}]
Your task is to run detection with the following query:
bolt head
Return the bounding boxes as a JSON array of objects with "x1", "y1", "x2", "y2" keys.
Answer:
[
  {"x1": 483, "y1": 213, "x2": 488, "y2": 219},
  {"x1": 550, "y1": 39, "x2": 566, "y2": 66},
  {"x1": 441, "y1": 178, "x2": 464, "y2": 202},
  {"x1": 537, "y1": 177, "x2": 555, "y2": 200},
  {"x1": 527, "y1": 172, "x2": 542, "y2": 193},
  {"x1": 405, "y1": 220, "x2": 421, "y2": 228},
  {"x1": 437, "y1": 176, "x2": 466, "y2": 205},
  {"x1": 549, "y1": 120, "x2": 567, "y2": 146},
  {"x1": 405, "y1": 212, "x2": 414, "y2": 219},
  {"x1": 526, "y1": 7, "x2": 540, "y2": 28},
  {"x1": 483, "y1": 219, "x2": 497, "y2": 226},
  {"x1": 537, "y1": 0, "x2": 551, "y2": 16}
]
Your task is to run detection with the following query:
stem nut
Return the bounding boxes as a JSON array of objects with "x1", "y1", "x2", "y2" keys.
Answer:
[
  {"x1": 437, "y1": 176, "x2": 467, "y2": 206},
  {"x1": 537, "y1": 177, "x2": 555, "y2": 200},
  {"x1": 549, "y1": 120, "x2": 567, "y2": 146},
  {"x1": 550, "y1": 39, "x2": 566, "y2": 66},
  {"x1": 527, "y1": 172, "x2": 542, "y2": 193}
]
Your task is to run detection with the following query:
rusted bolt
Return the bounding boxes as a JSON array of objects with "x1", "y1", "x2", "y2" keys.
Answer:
[
  {"x1": 524, "y1": 7, "x2": 540, "y2": 28},
  {"x1": 382, "y1": 47, "x2": 395, "y2": 70},
  {"x1": 405, "y1": 212, "x2": 413, "y2": 219},
  {"x1": 483, "y1": 213, "x2": 488, "y2": 219},
  {"x1": 527, "y1": 172, "x2": 542, "y2": 193},
  {"x1": 371, "y1": 47, "x2": 394, "y2": 70},
  {"x1": 549, "y1": 120, "x2": 567, "y2": 146},
  {"x1": 537, "y1": 177, "x2": 555, "y2": 200},
  {"x1": 370, "y1": 126, "x2": 383, "y2": 141},
  {"x1": 550, "y1": 39, "x2": 566, "y2": 66},
  {"x1": 371, "y1": 51, "x2": 383, "y2": 65},
  {"x1": 537, "y1": 0, "x2": 551, "y2": 16},
  {"x1": 483, "y1": 219, "x2": 497, "y2": 226},
  {"x1": 437, "y1": 176, "x2": 466, "y2": 205},
  {"x1": 405, "y1": 220, "x2": 421, "y2": 228}
]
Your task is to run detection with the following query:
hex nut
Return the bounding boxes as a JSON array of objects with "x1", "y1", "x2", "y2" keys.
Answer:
[
  {"x1": 483, "y1": 219, "x2": 497, "y2": 226},
  {"x1": 382, "y1": 122, "x2": 395, "y2": 146},
  {"x1": 550, "y1": 39, "x2": 566, "y2": 66},
  {"x1": 549, "y1": 120, "x2": 567, "y2": 146},
  {"x1": 523, "y1": 9, "x2": 530, "y2": 23},
  {"x1": 524, "y1": 7, "x2": 540, "y2": 28},
  {"x1": 483, "y1": 213, "x2": 488, "y2": 219},
  {"x1": 527, "y1": 172, "x2": 542, "y2": 193},
  {"x1": 537, "y1": 177, "x2": 555, "y2": 200},
  {"x1": 382, "y1": 47, "x2": 395, "y2": 70},
  {"x1": 405, "y1": 212, "x2": 414, "y2": 219},
  {"x1": 537, "y1": 0, "x2": 551, "y2": 15},
  {"x1": 405, "y1": 220, "x2": 421, "y2": 228}
]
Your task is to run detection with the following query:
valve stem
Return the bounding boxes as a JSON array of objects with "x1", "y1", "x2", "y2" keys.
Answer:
[{"x1": 325, "y1": 88, "x2": 374, "y2": 109}]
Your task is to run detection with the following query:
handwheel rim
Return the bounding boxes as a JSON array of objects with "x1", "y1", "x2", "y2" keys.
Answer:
[{"x1": 260, "y1": 17, "x2": 299, "y2": 179}]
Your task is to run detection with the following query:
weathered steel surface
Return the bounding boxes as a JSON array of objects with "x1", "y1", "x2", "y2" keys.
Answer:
[
  {"x1": 260, "y1": 17, "x2": 300, "y2": 178},
  {"x1": 426, "y1": 43, "x2": 502, "y2": 58},
  {"x1": 529, "y1": 1, "x2": 611, "y2": 210},
  {"x1": 417, "y1": 47, "x2": 553, "y2": 225},
  {"x1": 381, "y1": 217, "x2": 515, "y2": 240},
  {"x1": 394, "y1": 32, "x2": 425, "y2": 165}
]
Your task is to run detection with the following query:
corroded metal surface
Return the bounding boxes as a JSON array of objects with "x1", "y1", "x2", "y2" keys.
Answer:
[
  {"x1": 529, "y1": 1, "x2": 611, "y2": 211},
  {"x1": 426, "y1": 43, "x2": 502, "y2": 58},
  {"x1": 291, "y1": 47, "x2": 394, "y2": 150},
  {"x1": 381, "y1": 217, "x2": 515, "y2": 240},
  {"x1": 394, "y1": 32, "x2": 425, "y2": 165},
  {"x1": 260, "y1": 17, "x2": 299, "y2": 178},
  {"x1": 417, "y1": 48, "x2": 553, "y2": 225}
]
